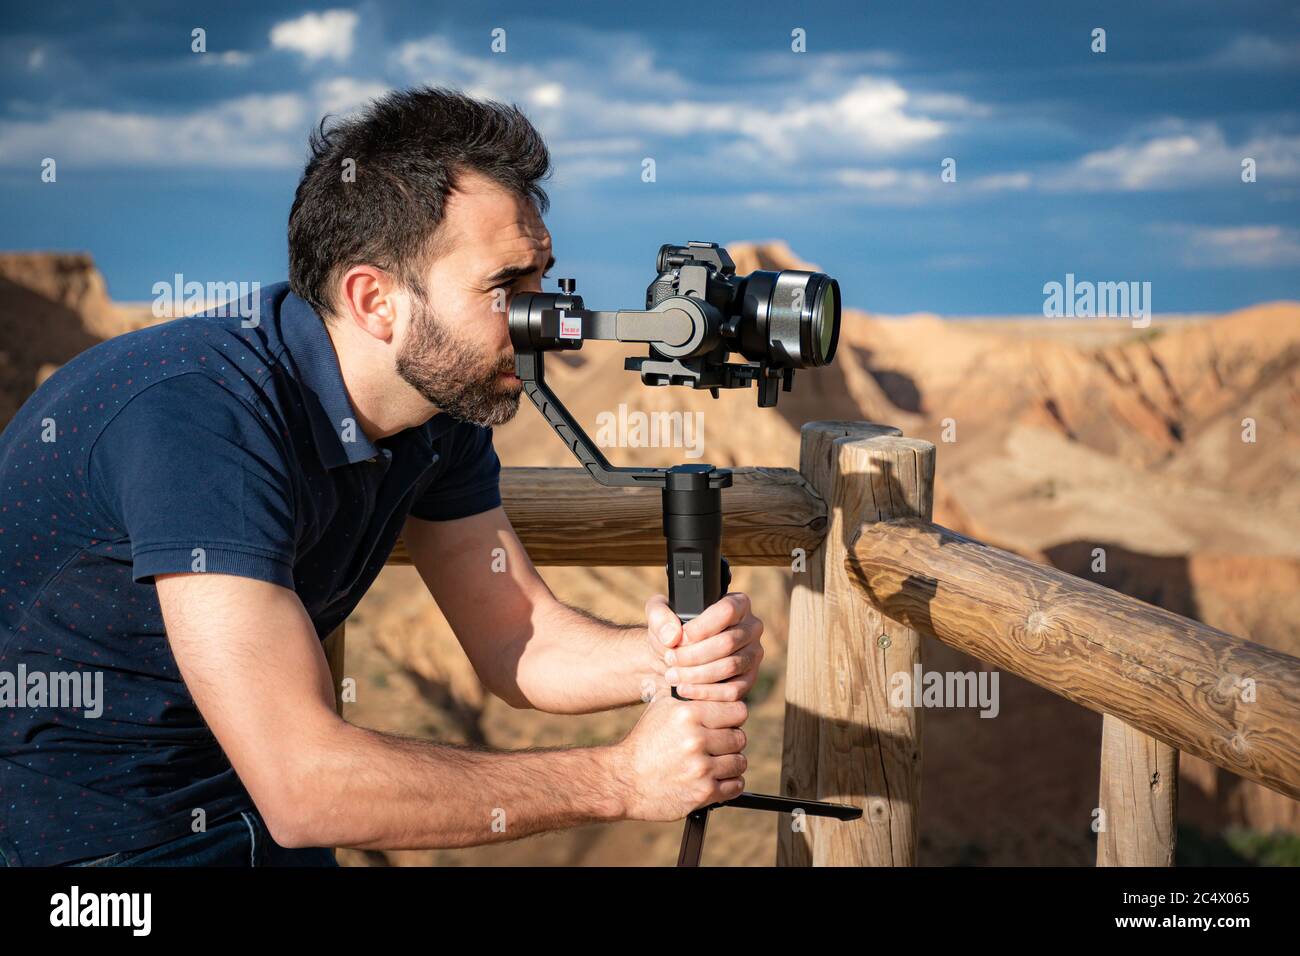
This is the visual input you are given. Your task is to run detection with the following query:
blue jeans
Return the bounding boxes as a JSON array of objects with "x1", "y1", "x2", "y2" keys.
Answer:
[{"x1": 65, "y1": 810, "x2": 339, "y2": 867}]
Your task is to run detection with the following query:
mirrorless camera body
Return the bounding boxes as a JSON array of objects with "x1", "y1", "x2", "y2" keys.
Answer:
[{"x1": 509, "y1": 240, "x2": 840, "y2": 408}]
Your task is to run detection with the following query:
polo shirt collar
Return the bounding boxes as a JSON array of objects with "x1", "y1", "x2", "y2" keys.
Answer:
[{"x1": 281, "y1": 290, "x2": 380, "y2": 468}]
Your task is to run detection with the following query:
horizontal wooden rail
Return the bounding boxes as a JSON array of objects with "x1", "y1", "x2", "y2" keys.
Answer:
[
  {"x1": 389, "y1": 465, "x2": 828, "y2": 566},
  {"x1": 845, "y1": 517, "x2": 1300, "y2": 802}
]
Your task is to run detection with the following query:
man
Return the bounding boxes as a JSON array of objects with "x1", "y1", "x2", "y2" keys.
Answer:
[{"x1": 0, "y1": 87, "x2": 762, "y2": 867}]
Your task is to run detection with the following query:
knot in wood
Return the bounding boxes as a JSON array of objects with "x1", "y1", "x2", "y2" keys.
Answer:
[{"x1": 1019, "y1": 607, "x2": 1055, "y2": 650}]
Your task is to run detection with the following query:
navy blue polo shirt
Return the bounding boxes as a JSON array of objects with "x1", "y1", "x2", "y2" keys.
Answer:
[{"x1": 0, "y1": 282, "x2": 501, "y2": 865}]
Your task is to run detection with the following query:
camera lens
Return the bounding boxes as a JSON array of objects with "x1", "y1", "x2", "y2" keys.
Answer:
[
  {"x1": 811, "y1": 277, "x2": 839, "y2": 366},
  {"x1": 735, "y1": 270, "x2": 841, "y2": 369}
]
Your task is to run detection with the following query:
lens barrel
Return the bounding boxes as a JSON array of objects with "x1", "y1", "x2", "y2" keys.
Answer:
[{"x1": 734, "y1": 270, "x2": 841, "y2": 368}]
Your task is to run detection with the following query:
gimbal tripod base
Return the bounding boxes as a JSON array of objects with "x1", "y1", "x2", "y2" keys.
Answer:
[
  {"x1": 677, "y1": 792, "x2": 864, "y2": 866},
  {"x1": 662, "y1": 465, "x2": 861, "y2": 866}
]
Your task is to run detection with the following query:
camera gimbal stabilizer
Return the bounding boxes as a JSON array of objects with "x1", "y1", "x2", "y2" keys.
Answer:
[{"x1": 508, "y1": 241, "x2": 861, "y2": 866}]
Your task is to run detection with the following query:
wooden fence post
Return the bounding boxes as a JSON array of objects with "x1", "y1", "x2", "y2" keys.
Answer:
[
  {"x1": 778, "y1": 422, "x2": 934, "y2": 866},
  {"x1": 1097, "y1": 714, "x2": 1179, "y2": 865}
]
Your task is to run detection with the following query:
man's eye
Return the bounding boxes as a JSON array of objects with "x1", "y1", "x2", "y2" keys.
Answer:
[{"x1": 492, "y1": 269, "x2": 550, "y2": 293}]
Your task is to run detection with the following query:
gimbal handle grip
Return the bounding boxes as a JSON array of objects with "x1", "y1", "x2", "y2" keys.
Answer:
[
  {"x1": 663, "y1": 466, "x2": 731, "y2": 701},
  {"x1": 668, "y1": 554, "x2": 731, "y2": 701}
]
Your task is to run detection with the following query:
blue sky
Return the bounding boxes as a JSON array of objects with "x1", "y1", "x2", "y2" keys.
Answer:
[{"x1": 1, "y1": 0, "x2": 1298, "y2": 314}]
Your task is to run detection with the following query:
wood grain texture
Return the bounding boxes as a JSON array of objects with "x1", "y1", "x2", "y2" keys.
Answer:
[
  {"x1": 846, "y1": 518, "x2": 1300, "y2": 802},
  {"x1": 1097, "y1": 714, "x2": 1178, "y2": 866},
  {"x1": 387, "y1": 466, "x2": 826, "y2": 566},
  {"x1": 778, "y1": 422, "x2": 933, "y2": 866}
]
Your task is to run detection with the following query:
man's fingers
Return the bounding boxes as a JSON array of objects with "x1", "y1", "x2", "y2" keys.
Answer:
[
  {"x1": 689, "y1": 698, "x2": 748, "y2": 729},
  {"x1": 673, "y1": 678, "x2": 751, "y2": 703},
  {"x1": 714, "y1": 776, "x2": 746, "y2": 802},
  {"x1": 702, "y1": 727, "x2": 746, "y2": 756},
  {"x1": 666, "y1": 651, "x2": 751, "y2": 688},
  {"x1": 709, "y1": 754, "x2": 747, "y2": 780},
  {"x1": 668, "y1": 626, "x2": 757, "y2": 668},
  {"x1": 645, "y1": 593, "x2": 682, "y2": 647},
  {"x1": 681, "y1": 592, "x2": 750, "y2": 644}
]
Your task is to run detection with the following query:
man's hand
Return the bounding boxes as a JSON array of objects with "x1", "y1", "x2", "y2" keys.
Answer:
[
  {"x1": 643, "y1": 592, "x2": 766, "y2": 702},
  {"x1": 615, "y1": 693, "x2": 747, "y2": 821}
]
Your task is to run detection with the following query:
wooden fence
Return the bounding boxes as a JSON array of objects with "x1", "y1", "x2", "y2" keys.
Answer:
[{"x1": 324, "y1": 420, "x2": 1300, "y2": 865}]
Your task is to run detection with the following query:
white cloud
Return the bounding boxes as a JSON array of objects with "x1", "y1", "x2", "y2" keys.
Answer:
[
  {"x1": 617, "y1": 78, "x2": 946, "y2": 159},
  {"x1": 550, "y1": 137, "x2": 643, "y2": 157},
  {"x1": 393, "y1": 34, "x2": 552, "y2": 102},
  {"x1": 203, "y1": 50, "x2": 253, "y2": 68},
  {"x1": 395, "y1": 33, "x2": 956, "y2": 157},
  {"x1": 1209, "y1": 34, "x2": 1300, "y2": 70},
  {"x1": 0, "y1": 93, "x2": 308, "y2": 167},
  {"x1": 315, "y1": 77, "x2": 389, "y2": 115},
  {"x1": 392, "y1": 35, "x2": 956, "y2": 171},
  {"x1": 1075, "y1": 132, "x2": 1204, "y2": 189},
  {"x1": 830, "y1": 122, "x2": 1299, "y2": 201},
  {"x1": 831, "y1": 165, "x2": 1031, "y2": 203},
  {"x1": 1153, "y1": 223, "x2": 1300, "y2": 267},
  {"x1": 835, "y1": 167, "x2": 928, "y2": 191},
  {"x1": 0, "y1": 73, "x2": 407, "y2": 169},
  {"x1": 973, "y1": 171, "x2": 1032, "y2": 191},
  {"x1": 529, "y1": 83, "x2": 564, "y2": 108},
  {"x1": 552, "y1": 157, "x2": 629, "y2": 182},
  {"x1": 910, "y1": 91, "x2": 991, "y2": 117},
  {"x1": 825, "y1": 81, "x2": 946, "y2": 153},
  {"x1": 549, "y1": 136, "x2": 643, "y2": 179},
  {"x1": 743, "y1": 49, "x2": 903, "y2": 79},
  {"x1": 1053, "y1": 122, "x2": 1300, "y2": 190},
  {"x1": 608, "y1": 49, "x2": 691, "y2": 93},
  {"x1": 270, "y1": 10, "x2": 358, "y2": 63}
]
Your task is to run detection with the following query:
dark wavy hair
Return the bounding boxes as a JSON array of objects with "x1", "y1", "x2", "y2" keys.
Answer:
[{"x1": 288, "y1": 86, "x2": 552, "y2": 320}]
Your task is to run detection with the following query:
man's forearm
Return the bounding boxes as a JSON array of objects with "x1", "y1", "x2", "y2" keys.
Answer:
[
  {"x1": 282, "y1": 721, "x2": 628, "y2": 851},
  {"x1": 510, "y1": 600, "x2": 662, "y2": 714}
]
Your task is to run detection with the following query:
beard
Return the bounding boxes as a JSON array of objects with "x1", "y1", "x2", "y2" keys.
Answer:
[{"x1": 395, "y1": 291, "x2": 522, "y2": 429}]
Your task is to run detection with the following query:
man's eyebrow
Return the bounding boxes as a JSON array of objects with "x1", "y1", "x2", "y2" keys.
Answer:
[{"x1": 485, "y1": 254, "x2": 556, "y2": 285}]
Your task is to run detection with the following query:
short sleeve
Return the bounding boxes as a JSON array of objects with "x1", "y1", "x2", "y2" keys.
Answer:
[
  {"x1": 408, "y1": 423, "x2": 502, "y2": 522},
  {"x1": 89, "y1": 373, "x2": 298, "y2": 587}
]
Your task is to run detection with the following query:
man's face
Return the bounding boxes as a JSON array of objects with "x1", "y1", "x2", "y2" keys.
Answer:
[{"x1": 395, "y1": 170, "x2": 553, "y2": 429}]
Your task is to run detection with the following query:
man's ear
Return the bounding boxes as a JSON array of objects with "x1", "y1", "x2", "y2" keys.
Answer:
[{"x1": 338, "y1": 266, "x2": 399, "y2": 342}]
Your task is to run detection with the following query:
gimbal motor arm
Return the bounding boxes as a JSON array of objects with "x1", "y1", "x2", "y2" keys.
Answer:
[{"x1": 510, "y1": 279, "x2": 734, "y2": 489}]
